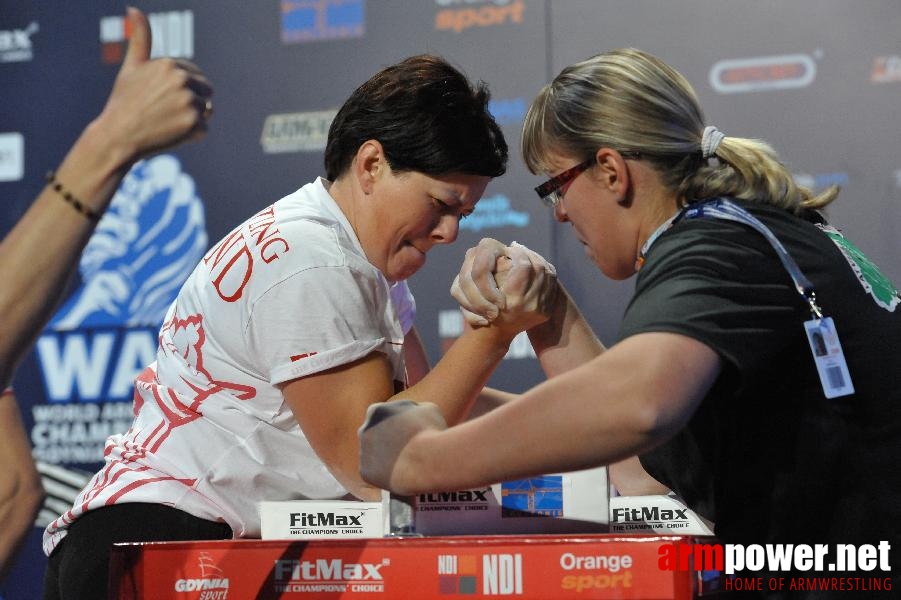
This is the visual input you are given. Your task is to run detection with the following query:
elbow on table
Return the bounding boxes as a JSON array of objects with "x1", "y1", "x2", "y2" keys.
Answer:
[{"x1": 628, "y1": 394, "x2": 693, "y2": 453}]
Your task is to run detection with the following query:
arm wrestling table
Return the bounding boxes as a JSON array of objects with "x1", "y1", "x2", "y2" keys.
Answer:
[{"x1": 109, "y1": 533, "x2": 726, "y2": 599}]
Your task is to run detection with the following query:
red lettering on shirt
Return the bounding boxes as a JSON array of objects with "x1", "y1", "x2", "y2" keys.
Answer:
[
  {"x1": 204, "y1": 228, "x2": 253, "y2": 302},
  {"x1": 201, "y1": 205, "x2": 291, "y2": 302},
  {"x1": 247, "y1": 205, "x2": 290, "y2": 264}
]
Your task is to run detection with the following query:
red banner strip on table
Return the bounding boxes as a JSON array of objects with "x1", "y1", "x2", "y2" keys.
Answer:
[{"x1": 110, "y1": 534, "x2": 708, "y2": 599}]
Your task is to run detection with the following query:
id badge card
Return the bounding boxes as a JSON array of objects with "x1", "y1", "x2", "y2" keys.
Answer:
[{"x1": 804, "y1": 317, "x2": 855, "y2": 399}]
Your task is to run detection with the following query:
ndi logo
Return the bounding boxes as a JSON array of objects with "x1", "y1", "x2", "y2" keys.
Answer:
[
  {"x1": 281, "y1": 0, "x2": 365, "y2": 44},
  {"x1": 100, "y1": 10, "x2": 194, "y2": 63},
  {"x1": 437, "y1": 553, "x2": 523, "y2": 596},
  {"x1": 438, "y1": 554, "x2": 478, "y2": 594},
  {"x1": 483, "y1": 554, "x2": 523, "y2": 595}
]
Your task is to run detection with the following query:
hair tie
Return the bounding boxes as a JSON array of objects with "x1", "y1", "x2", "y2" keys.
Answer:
[{"x1": 701, "y1": 126, "x2": 725, "y2": 159}]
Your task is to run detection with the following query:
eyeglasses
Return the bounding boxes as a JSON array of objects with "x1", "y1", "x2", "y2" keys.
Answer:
[
  {"x1": 534, "y1": 152, "x2": 641, "y2": 208},
  {"x1": 534, "y1": 158, "x2": 595, "y2": 208}
]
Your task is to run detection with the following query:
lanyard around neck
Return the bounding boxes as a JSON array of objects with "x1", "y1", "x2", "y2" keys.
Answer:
[
  {"x1": 649, "y1": 197, "x2": 824, "y2": 319},
  {"x1": 643, "y1": 197, "x2": 855, "y2": 399}
]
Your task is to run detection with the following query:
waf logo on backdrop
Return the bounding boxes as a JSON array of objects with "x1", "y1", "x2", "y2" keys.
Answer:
[
  {"x1": 438, "y1": 553, "x2": 523, "y2": 595},
  {"x1": 709, "y1": 52, "x2": 818, "y2": 94},
  {"x1": 32, "y1": 155, "x2": 207, "y2": 465},
  {"x1": 281, "y1": 0, "x2": 365, "y2": 44},
  {"x1": 0, "y1": 21, "x2": 38, "y2": 63},
  {"x1": 100, "y1": 10, "x2": 194, "y2": 63},
  {"x1": 435, "y1": 0, "x2": 525, "y2": 34},
  {"x1": 174, "y1": 552, "x2": 230, "y2": 598}
]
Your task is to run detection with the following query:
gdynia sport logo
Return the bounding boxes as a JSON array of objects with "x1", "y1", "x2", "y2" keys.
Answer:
[{"x1": 658, "y1": 541, "x2": 893, "y2": 593}]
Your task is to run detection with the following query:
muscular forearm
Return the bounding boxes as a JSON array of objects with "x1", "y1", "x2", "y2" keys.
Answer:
[
  {"x1": 527, "y1": 287, "x2": 669, "y2": 496},
  {"x1": 388, "y1": 334, "x2": 719, "y2": 496},
  {"x1": 0, "y1": 122, "x2": 133, "y2": 387},
  {"x1": 466, "y1": 386, "x2": 518, "y2": 419},
  {"x1": 527, "y1": 283, "x2": 604, "y2": 378},
  {"x1": 395, "y1": 326, "x2": 512, "y2": 425},
  {"x1": 399, "y1": 364, "x2": 651, "y2": 494}
]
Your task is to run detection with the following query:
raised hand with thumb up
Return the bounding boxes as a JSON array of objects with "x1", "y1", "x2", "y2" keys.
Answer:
[
  {"x1": 94, "y1": 6, "x2": 214, "y2": 166},
  {"x1": 0, "y1": 7, "x2": 216, "y2": 391}
]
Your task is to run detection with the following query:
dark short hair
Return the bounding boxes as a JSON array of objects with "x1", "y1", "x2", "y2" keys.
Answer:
[{"x1": 325, "y1": 54, "x2": 508, "y2": 180}]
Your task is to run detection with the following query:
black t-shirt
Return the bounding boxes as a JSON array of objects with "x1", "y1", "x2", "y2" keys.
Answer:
[{"x1": 619, "y1": 199, "x2": 901, "y2": 589}]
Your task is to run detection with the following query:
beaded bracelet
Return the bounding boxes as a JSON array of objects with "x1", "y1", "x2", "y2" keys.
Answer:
[{"x1": 45, "y1": 170, "x2": 101, "y2": 222}]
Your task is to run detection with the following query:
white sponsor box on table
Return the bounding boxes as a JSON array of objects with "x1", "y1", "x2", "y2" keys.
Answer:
[
  {"x1": 609, "y1": 493, "x2": 714, "y2": 535},
  {"x1": 260, "y1": 468, "x2": 610, "y2": 539},
  {"x1": 260, "y1": 500, "x2": 386, "y2": 540},
  {"x1": 409, "y1": 467, "x2": 609, "y2": 536}
]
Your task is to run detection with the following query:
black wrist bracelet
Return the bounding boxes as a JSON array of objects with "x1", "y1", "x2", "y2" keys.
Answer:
[{"x1": 45, "y1": 170, "x2": 102, "y2": 223}]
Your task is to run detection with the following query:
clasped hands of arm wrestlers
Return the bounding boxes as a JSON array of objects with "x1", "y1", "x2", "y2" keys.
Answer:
[
  {"x1": 358, "y1": 237, "x2": 723, "y2": 497},
  {"x1": 356, "y1": 237, "x2": 578, "y2": 496}
]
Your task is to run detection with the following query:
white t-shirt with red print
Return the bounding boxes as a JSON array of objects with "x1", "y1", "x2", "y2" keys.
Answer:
[{"x1": 44, "y1": 178, "x2": 413, "y2": 553}]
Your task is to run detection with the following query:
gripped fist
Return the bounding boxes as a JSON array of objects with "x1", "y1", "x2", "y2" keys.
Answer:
[
  {"x1": 450, "y1": 237, "x2": 508, "y2": 326},
  {"x1": 358, "y1": 400, "x2": 447, "y2": 495},
  {"x1": 451, "y1": 238, "x2": 558, "y2": 336}
]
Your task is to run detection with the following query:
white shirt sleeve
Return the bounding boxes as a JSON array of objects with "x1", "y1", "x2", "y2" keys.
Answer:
[
  {"x1": 389, "y1": 280, "x2": 416, "y2": 335},
  {"x1": 245, "y1": 264, "x2": 400, "y2": 385}
]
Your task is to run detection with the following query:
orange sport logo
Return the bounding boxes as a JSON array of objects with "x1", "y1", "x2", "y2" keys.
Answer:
[{"x1": 435, "y1": 0, "x2": 525, "y2": 33}]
